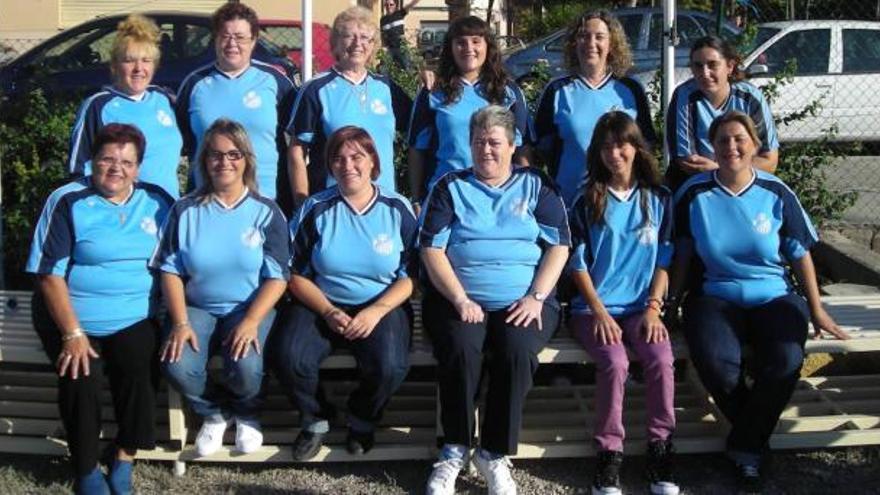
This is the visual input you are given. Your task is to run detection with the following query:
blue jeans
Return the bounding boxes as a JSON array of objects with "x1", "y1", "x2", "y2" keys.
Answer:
[
  {"x1": 162, "y1": 305, "x2": 275, "y2": 421},
  {"x1": 270, "y1": 301, "x2": 411, "y2": 432},
  {"x1": 683, "y1": 293, "x2": 808, "y2": 463}
]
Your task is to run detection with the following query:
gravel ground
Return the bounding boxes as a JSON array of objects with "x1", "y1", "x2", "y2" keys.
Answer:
[{"x1": 2, "y1": 447, "x2": 878, "y2": 494}]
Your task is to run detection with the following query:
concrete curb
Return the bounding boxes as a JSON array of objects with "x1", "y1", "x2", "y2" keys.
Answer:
[{"x1": 815, "y1": 230, "x2": 880, "y2": 288}]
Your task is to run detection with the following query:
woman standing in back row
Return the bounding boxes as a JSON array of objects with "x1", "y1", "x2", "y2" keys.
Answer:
[{"x1": 534, "y1": 9, "x2": 654, "y2": 207}]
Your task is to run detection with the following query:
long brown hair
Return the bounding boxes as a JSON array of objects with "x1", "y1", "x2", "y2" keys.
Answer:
[
  {"x1": 437, "y1": 16, "x2": 509, "y2": 106},
  {"x1": 584, "y1": 111, "x2": 660, "y2": 225}
]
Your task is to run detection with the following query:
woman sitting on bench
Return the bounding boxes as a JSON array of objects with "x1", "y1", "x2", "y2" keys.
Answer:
[{"x1": 672, "y1": 111, "x2": 850, "y2": 492}]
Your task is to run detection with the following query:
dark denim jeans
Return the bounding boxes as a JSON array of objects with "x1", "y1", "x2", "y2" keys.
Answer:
[
  {"x1": 683, "y1": 292, "x2": 809, "y2": 464},
  {"x1": 270, "y1": 301, "x2": 411, "y2": 432}
]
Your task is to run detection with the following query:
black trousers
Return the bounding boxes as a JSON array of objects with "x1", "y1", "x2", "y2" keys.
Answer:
[
  {"x1": 32, "y1": 293, "x2": 159, "y2": 476},
  {"x1": 423, "y1": 291, "x2": 558, "y2": 455}
]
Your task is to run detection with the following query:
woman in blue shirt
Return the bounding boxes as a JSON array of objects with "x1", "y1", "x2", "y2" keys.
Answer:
[
  {"x1": 69, "y1": 14, "x2": 183, "y2": 198},
  {"x1": 272, "y1": 126, "x2": 417, "y2": 460},
  {"x1": 407, "y1": 15, "x2": 529, "y2": 209},
  {"x1": 421, "y1": 106, "x2": 570, "y2": 495},
  {"x1": 28, "y1": 124, "x2": 173, "y2": 495},
  {"x1": 568, "y1": 112, "x2": 677, "y2": 495},
  {"x1": 673, "y1": 111, "x2": 849, "y2": 491},
  {"x1": 666, "y1": 36, "x2": 779, "y2": 190},
  {"x1": 152, "y1": 119, "x2": 290, "y2": 459},
  {"x1": 534, "y1": 9, "x2": 655, "y2": 207}
]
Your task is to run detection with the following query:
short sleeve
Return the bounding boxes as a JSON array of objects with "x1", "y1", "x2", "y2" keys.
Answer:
[
  {"x1": 289, "y1": 200, "x2": 320, "y2": 276},
  {"x1": 655, "y1": 189, "x2": 675, "y2": 268},
  {"x1": 288, "y1": 81, "x2": 321, "y2": 144},
  {"x1": 26, "y1": 194, "x2": 75, "y2": 276},
  {"x1": 621, "y1": 77, "x2": 656, "y2": 144},
  {"x1": 394, "y1": 200, "x2": 419, "y2": 279},
  {"x1": 532, "y1": 81, "x2": 563, "y2": 177},
  {"x1": 175, "y1": 75, "x2": 198, "y2": 160},
  {"x1": 777, "y1": 185, "x2": 818, "y2": 261},
  {"x1": 407, "y1": 88, "x2": 435, "y2": 149},
  {"x1": 567, "y1": 194, "x2": 591, "y2": 273},
  {"x1": 260, "y1": 203, "x2": 292, "y2": 280},
  {"x1": 666, "y1": 82, "x2": 696, "y2": 160},
  {"x1": 68, "y1": 95, "x2": 104, "y2": 176},
  {"x1": 418, "y1": 177, "x2": 456, "y2": 249},
  {"x1": 673, "y1": 186, "x2": 694, "y2": 241},
  {"x1": 390, "y1": 80, "x2": 413, "y2": 134},
  {"x1": 753, "y1": 90, "x2": 779, "y2": 152},
  {"x1": 276, "y1": 76, "x2": 298, "y2": 137},
  {"x1": 534, "y1": 174, "x2": 571, "y2": 246},
  {"x1": 150, "y1": 201, "x2": 188, "y2": 276},
  {"x1": 509, "y1": 82, "x2": 530, "y2": 147}
]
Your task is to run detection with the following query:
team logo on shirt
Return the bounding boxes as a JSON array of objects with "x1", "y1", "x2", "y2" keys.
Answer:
[
  {"x1": 140, "y1": 217, "x2": 158, "y2": 235},
  {"x1": 241, "y1": 227, "x2": 263, "y2": 248},
  {"x1": 243, "y1": 91, "x2": 262, "y2": 109},
  {"x1": 372, "y1": 233, "x2": 394, "y2": 255},
  {"x1": 370, "y1": 99, "x2": 388, "y2": 115},
  {"x1": 637, "y1": 224, "x2": 657, "y2": 245},
  {"x1": 510, "y1": 199, "x2": 530, "y2": 219},
  {"x1": 157, "y1": 109, "x2": 174, "y2": 127},
  {"x1": 753, "y1": 213, "x2": 772, "y2": 235}
]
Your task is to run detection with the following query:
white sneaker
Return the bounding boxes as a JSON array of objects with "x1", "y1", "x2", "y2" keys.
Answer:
[
  {"x1": 235, "y1": 418, "x2": 263, "y2": 454},
  {"x1": 195, "y1": 417, "x2": 229, "y2": 457},
  {"x1": 473, "y1": 451, "x2": 517, "y2": 495},
  {"x1": 426, "y1": 457, "x2": 464, "y2": 495}
]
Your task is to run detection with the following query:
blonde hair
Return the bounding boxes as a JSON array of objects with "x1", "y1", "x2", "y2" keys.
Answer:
[
  {"x1": 331, "y1": 6, "x2": 380, "y2": 65},
  {"x1": 563, "y1": 10, "x2": 633, "y2": 78},
  {"x1": 111, "y1": 15, "x2": 161, "y2": 74},
  {"x1": 195, "y1": 119, "x2": 260, "y2": 202}
]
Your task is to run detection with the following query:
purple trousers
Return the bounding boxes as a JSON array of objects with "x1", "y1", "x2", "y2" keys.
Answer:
[{"x1": 570, "y1": 313, "x2": 676, "y2": 452}]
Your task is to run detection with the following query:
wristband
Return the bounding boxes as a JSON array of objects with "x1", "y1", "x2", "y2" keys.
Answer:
[
  {"x1": 61, "y1": 328, "x2": 85, "y2": 342},
  {"x1": 172, "y1": 321, "x2": 191, "y2": 330},
  {"x1": 646, "y1": 298, "x2": 663, "y2": 313}
]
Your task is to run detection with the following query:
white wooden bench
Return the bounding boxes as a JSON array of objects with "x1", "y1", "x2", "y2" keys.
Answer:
[{"x1": 2, "y1": 289, "x2": 879, "y2": 471}]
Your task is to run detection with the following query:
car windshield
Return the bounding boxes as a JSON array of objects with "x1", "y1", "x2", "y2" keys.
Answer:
[{"x1": 742, "y1": 27, "x2": 780, "y2": 55}]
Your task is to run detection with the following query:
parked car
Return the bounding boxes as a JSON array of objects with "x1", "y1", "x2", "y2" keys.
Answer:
[
  {"x1": 0, "y1": 12, "x2": 319, "y2": 99},
  {"x1": 632, "y1": 20, "x2": 880, "y2": 142},
  {"x1": 503, "y1": 7, "x2": 740, "y2": 82},
  {"x1": 260, "y1": 20, "x2": 334, "y2": 77}
]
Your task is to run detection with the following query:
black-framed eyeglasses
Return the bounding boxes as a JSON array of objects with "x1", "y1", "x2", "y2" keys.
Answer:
[{"x1": 207, "y1": 149, "x2": 245, "y2": 162}]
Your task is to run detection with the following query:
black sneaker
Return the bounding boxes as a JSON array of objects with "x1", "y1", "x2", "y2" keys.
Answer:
[
  {"x1": 735, "y1": 462, "x2": 763, "y2": 494},
  {"x1": 646, "y1": 439, "x2": 680, "y2": 495},
  {"x1": 592, "y1": 450, "x2": 624, "y2": 495},
  {"x1": 346, "y1": 429, "x2": 375, "y2": 455},
  {"x1": 291, "y1": 430, "x2": 324, "y2": 461}
]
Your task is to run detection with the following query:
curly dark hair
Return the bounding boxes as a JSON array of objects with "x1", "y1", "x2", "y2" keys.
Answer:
[
  {"x1": 584, "y1": 111, "x2": 661, "y2": 226},
  {"x1": 211, "y1": 2, "x2": 260, "y2": 39},
  {"x1": 436, "y1": 16, "x2": 510, "y2": 106},
  {"x1": 562, "y1": 10, "x2": 633, "y2": 77}
]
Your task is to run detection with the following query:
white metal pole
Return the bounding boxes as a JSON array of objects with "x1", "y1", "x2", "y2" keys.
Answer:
[
  {"x1": 662, "y1": 0, "x2": 676, "y2": 169},
  {"x1": 302, "y1": 0, "x2": 313, "y2": 82}
]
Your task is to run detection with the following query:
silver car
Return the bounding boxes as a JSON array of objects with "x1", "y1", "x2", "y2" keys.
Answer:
[{"x1": 503, "y1": 7, "x2": 740, "y2": 82}]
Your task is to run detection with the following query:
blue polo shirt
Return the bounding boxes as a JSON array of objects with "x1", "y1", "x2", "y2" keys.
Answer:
[
  {"x1": 69, "y1": 85, "x2": 183, "y2": 198},
  {"x1": 533, "y1": 74, "x2": 655, "y2": 206},
  {"x1": 407, "y1": 80, "x2": 529, "y2": 193},
  {"x1": 290, "y1": 186, "x2": 417, "y2": 306},
  {"x1": 26, "y1": 179, "x2": 173, "y2": 335},
  {"x1": 288, "y1": 68, "x2": 412, "y2": 193},
  {"x1": 151, "y1": 191, "x2": 291, "y2": 316},
  {"x1": 419, "y1": 168, "x2": 571, "y2": 310},
  {"x1": 176, "y1": 61, "x2": 297, "y2": 199},
  {"x1": 666, "y1": 78, "x2": 778, "y2": 189},
  {"x1": 569, "y1": 187, "x2": 674, "y2": 315},
  {"x1": 674, "y1": 170, "x2": 817, "y2": 307}
]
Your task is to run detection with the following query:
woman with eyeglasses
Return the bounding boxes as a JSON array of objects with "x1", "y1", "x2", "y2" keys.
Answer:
[
  {"x1": 665, "y1": 36, "x2": 778, "y2": 191},
  {"x1": 152, "y1": 119, "x2": 290, "y2": 458},
  {"x1": 288, "y1": 6, "x2": 412, "y2": 206},
  {"x1": 68, "y1": 14, "x2": 183, "y2": 199},
  {"x1": 27, "y1": 124, "x2": 173, "y2": 494},
  {"x1": 407, "y1": 15, "x2": 529, "y2": 213},
  {"x1": 176, "y1": 2, "x2": 298, "y2": 213},
  {"x1": 534, "y1": 9, "x2": 655, "y2": 207}
]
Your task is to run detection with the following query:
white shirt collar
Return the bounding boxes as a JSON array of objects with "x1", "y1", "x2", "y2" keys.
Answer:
[
  {"x1": 579, "y1": 72, "x2": 612, "y2": 90},
  {"x1": 213, "y1": 187, "x2": 250, "y2": 209},
  {"x1": 713, "y1": 168, "x2": 756, "y2": 197},
  {"x1": 608, "y1": 185, "x2": 636, "y2": 202}
]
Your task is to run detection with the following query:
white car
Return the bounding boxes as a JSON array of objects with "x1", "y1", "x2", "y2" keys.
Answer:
[{"x1": 634, "y1": 20, "x2": 880, "y2": 142}]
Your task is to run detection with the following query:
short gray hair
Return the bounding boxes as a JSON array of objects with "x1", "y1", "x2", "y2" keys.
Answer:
[{"x1": 469, "y1": 105, "x2": 516, "y2": 144}]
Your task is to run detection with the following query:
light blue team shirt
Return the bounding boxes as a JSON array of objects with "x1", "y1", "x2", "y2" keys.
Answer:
[
  {"x1": 667, "y1": 78, "x2": 778, "y2": 162},
  {"x1": 290, "y1": 186, "x2": 418, "y2": 306},
  {"x1": 407, "y1": 80, "x2": 529, "y2": 193},
  {"x1": 419, "y1": 168, "x2": 571, "y2": 310},
  {"x1": 151, "y1": 191, "x2": 291, "y2": 316},
  {"x1": 288, "y1": 68, "x2": 413, "y2": 193},
  {"x1": 69, "y1": 85, "x2": 183, "y2": 198},
  {"x1": 674, "y1": 170, "x2": 817, "y2": 307},
  {"x1": 176, "y1": 61, "x2": 297, "y2": 199},
  {"x1": 569, "y1": 187, "x2": 674, "y2": 316},
  {"x1": 26, "y1": 178, "x2": 173, "y2": 336},
  {"x1": 533, "y1": 74, "x2": 655, "y2": 206}
]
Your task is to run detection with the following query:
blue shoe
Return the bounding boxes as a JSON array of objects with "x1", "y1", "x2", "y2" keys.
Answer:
[
  {"x1": 75, "y1": 466, "x2": 110, "y2": 495},
  {"x1": 107, "y1": 459, "x2": 133, "y2": 495}
]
